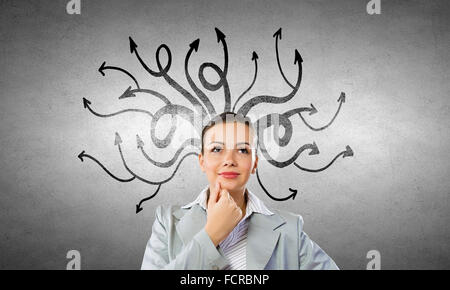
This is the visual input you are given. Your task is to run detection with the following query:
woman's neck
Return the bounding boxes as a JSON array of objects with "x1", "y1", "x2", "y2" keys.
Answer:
[{"x1": 229, "y1": 188, "x2": 247, "y2": 218}]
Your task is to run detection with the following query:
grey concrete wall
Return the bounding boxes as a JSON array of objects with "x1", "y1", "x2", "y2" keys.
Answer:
[{"x1": 0, "y1": 0, "x2": 449, "y2": 269}]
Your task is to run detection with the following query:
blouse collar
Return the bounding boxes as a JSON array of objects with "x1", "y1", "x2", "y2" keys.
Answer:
[{"x1": 181, "y1": 184, "x2": 274, "y2": 217}]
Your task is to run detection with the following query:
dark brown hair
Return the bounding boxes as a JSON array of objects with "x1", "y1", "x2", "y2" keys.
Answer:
[{"x1": 200, "y1": 111, "x2": 258, "y2": 155}]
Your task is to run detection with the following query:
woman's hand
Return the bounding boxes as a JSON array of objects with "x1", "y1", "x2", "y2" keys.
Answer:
[{"x1": 204, "y1": 180, "x2": 243, "y2": 247}]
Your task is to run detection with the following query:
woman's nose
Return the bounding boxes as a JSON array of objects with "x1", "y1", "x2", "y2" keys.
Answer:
[{"x1": 222, "y1": 149, "x2": 237, "y2": 166}]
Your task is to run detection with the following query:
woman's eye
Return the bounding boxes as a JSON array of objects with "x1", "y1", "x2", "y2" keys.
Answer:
[
  {"x1": 211, "y1": 147, "x2": 222, "y2": 153},
  {"x1": 238, "y1": 148, "x2": 249, "y2": 154}
]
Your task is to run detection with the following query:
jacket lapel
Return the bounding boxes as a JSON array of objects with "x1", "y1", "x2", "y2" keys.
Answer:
[
  {"x1": 246, "y1": 212, "x2": 286, "y2": 270},
  {"x1": 174, "y1": 204, "x2": 207, "y2": 246}
]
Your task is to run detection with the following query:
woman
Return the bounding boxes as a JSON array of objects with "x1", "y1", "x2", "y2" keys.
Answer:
[{"x1": 141, "y1": 112, "x2": 339, "y2": 270}]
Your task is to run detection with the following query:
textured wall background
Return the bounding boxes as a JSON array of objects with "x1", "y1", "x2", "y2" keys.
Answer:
[{"x1": 0, "y1": 0, "x2": 449, "y2": 269}]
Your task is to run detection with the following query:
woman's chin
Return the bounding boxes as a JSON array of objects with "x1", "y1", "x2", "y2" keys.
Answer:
[{"x1": 216, "y1": 177, "x2": 243, "y2": 190}]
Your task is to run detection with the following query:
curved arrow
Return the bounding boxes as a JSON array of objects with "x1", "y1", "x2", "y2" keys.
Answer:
[
  {"x1": 98, "y1": 61, "x2": 140, "y2": 89},
  {"x1": 129, "y1": 36, "x2": 169, "y2": 77},
  {"x1": 77, "y1": 150, "x2": 135, "y2": 182},
  {"x1": 232, "y1": 51, "x2": 258, "y2": 113},
  {"x1": 129, "y1": 37, "x2": 208, "y2": 117},
  {"x1": 198, "y1": 62, "x2": 232, "y2": 112},
  {"x1": 118, "y1": 88, "x2": 172, "y2": 105},
  {"x1": 115, "y1": 132, "x2": 198, "y2": 185},
  {"x1": 83, "y1": 97, "x2": 154, "y2": 118},
  {"x1": 215, "y1": 27, "x2": 228, "y2": 76},
  {"x1": 237, "y1": 49, "x2": 303, "y2": 117},
  {"x1": 298, "y1": 92, "x2": 346, "y2": 131},
  {"x1": 273, "y1": 28, "x2": 295, "y2": 89},
  {"x1": 137, "y1": 136, "x2": 201, "y2": 167},
  {"x1": 293, "y1": 145, "x2": 354, "y2": 172},
  {"x1": 136, "y1": 184, "x2": 161, "y2": 214},
  {"x1": 184, "y1": 38, "x2": 216, "y2": 117},
  {"x1": 255, "y1": 167, "x2": 298, "y2": 201},
  {"x1": 282, "y1": 104, "x2": 318, "y2": 118},
  {"x1": 258, "y1": 142, "x2": 320, "y2": 168}
]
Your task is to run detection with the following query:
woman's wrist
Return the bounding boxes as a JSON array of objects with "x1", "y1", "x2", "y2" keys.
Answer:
[{"x1": 204, "y1": 225, "x2": 220, "y2": 247}]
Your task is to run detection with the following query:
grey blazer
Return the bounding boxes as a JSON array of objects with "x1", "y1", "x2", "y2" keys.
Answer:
[{"x1": 141, "y1": 203, "x2": 339, "y2": 270}]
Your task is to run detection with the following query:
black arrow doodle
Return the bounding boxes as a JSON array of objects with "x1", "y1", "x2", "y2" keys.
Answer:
[
  {"x1": 256, "y1": 168, "x2": 298, "y2": 201},
  {"x1": 118, "y1": 88, "x2": 172, "y2": 105},
  {"x1": 298, "y1": 92, "x2": 346, "y2": 131},
  {"x1": 184, "y1": 38, "x2": 216, "y2": 118},
  {"x1": 83, "y1": 97, "x2": 154, "y2": 118},
  {"x1": 129, "y1": 37, "x2": 209, "y2": 118},
  {"x1": 283, "y1": 103, "x2": 318, "y2": 117},
  {"x1": 198, "y1": 61, "x2": 232, "y2": 113},
  {"x1": 137, "y1": 135, "x2": 201, "y2": 167},
  {"x1": 83, "y1": 96, "x2": 202, "y2": 154},
  {"x1": 196, "y1": 28, "x2": 232, "y2": 113},
  {"x1": 215, "y1": 27, "x2": 228, "y2": 77},
  {"x1": 237, "y1": 49, "x2": 303, "y2": 117},
  {"x1": 254, "y1": 107, "x2": 319, "y2": 167},
  {"x1": 273, "y1": 27, "x2": 297, "y2": 90},
  {"x1": 98, "y1": 61, "x2": 141, "y2": 90},
  {"x1": 115, "y1": 132, "x2": 198, "y2": 185},
  {"x1": 294, "y1": 145, "x2": 354, "y2": 172},
  {"x1": 259, "y1": 141, "x2": 320, "y2": 168},
  {"x1": 129, "y1": 37, "x2": 169, "y2": 77},
  {"x1": 136, "y1": 184, "x2": 161, "y2": 214},
  {"x1": 77, "y1": 150, "x2": 135, "y2": 182},
  {"x1": 232, "y1": 51, "x2": 259, "y2": 113},
  {"x1": 80, "y1": 28, "x2": 353, "y2": 212}
]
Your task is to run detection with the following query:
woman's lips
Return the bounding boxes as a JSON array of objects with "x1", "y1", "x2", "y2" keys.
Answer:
[{"x1": 219, "y1": 172, "x2": 240, "y2": 179}]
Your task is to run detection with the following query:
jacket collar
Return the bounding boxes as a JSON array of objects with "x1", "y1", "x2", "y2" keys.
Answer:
[{"x1": 173, "y1": 190, "x2": 286, "y2": 270}]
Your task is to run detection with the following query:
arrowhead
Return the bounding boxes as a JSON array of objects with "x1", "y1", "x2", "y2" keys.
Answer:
[
  {"x1": 214, "y1": 27, "x2": 226, "y2": 42},
  {"x1": 78, "y1": 150, "x2": 85, "y2": 162},
  {"x1": 309, "y1": 142, "x2": 320, "y2": 155},
  {"x1": 251, "y1": 51, "x2": 258, "y2": 60},
  {"x1": 136, "y1": 134, "x2": 145, "y2": 149},
  {"x1": 273, "y1": 28, "x2": 282, "y2": 39},
  {"x1": 98, "y1": 61, "x2": 106, "y2": 76},
  {"x1": 82, "y1": 97, "x2": 91, "y2": 108},
  {"x1": 118, "y1": 86, "x2": 135, "y2": 99},
  {"x1": 114, "y1": 132, "x2": 122, "y2": 146},
  {"x1": 129, "y1": 36, "x2": 138, "y2": 54},
  {"x1": 343, "y1": 145, "x2": 353, "y2": 158},
  {"x1": 136, "y1": 204, "x2": 143, "y2": 214},
  {"x1": 309, "y1": 103, "x2": 318, "y2": 115},
  {"x1": 289, "y1": 188, "x2": 298, "y2": 200},
  {"x1": 189, "y1": 39, "x2": 200, "y2": 52},
  {"x1": 294, "y1": 49, "x2": 303, "y2": 64},
  {"x1": 338, "y1": 92, "x2": 346, "y2": 103}
]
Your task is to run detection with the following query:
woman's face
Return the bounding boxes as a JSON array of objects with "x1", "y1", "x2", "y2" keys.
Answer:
[{"x1": 198, "y1": 121, "x2": 258, "y2": 193}]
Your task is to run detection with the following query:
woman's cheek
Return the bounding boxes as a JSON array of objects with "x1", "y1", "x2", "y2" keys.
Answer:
[{"x1": 205, "y1": 161, "x2": 219, "y2": 174}]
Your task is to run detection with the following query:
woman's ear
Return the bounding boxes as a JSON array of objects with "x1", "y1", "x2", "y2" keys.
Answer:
[
  {"x1": 251, "y1": 154, "x2": 258, "y2": 174},
  {"x1": 198, "y1": 152, "x2": 205, "y2": 172}
]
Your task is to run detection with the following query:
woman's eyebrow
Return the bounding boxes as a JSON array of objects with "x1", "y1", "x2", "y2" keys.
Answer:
[{"x1": 208, "y1": 141, "x2": 249, "y2": 146}]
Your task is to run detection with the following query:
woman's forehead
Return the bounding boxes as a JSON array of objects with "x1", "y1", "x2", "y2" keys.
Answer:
[{"x1": 205, "y1": 122, "x2": 254, "y2": 144}]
